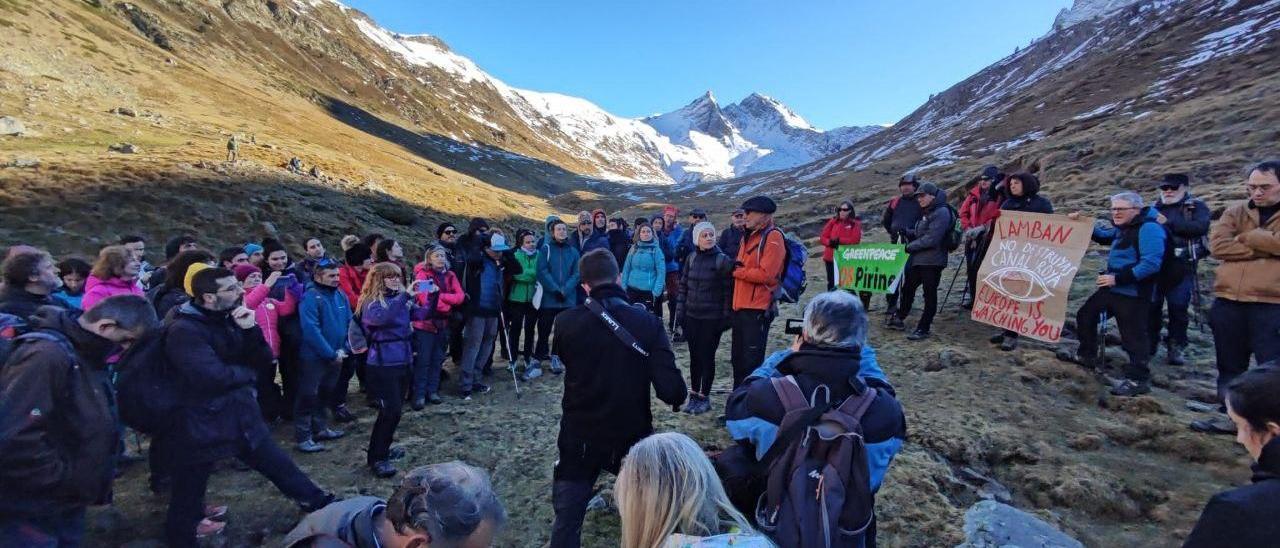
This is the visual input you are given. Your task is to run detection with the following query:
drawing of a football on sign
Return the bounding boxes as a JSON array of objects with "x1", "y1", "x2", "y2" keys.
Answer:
[{"x1": 971, "y1": 211, "x2": 1094, "y2": 343}]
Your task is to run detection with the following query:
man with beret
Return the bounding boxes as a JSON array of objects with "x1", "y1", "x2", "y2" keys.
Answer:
[{"x1": 730, "y1": 196, "x2": 786, "y2": 390}]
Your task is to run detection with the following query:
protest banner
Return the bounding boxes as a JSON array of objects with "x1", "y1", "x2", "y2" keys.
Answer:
[
  {"x1": 834, "y1": 243, "x2": 910, "y2": 294},
  {"x1": 970, "y1": 210, "x2": 1094, "y2": 343}
]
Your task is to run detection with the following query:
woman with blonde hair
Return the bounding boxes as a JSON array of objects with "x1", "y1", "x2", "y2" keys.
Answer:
[
  {"x1": 616, "y1": 432, "x2": 772, "y2": 548},
  {"x1": 82, "y1": 244, "x2": 145, "y2": 310},
  {"x1": 355, "y1": 262, "x2": 428, "y2": 478}
]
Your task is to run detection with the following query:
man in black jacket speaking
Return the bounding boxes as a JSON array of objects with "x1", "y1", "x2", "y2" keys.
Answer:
[{"x1": 548, "y1": 249, "x2": 687, "y2": 548}]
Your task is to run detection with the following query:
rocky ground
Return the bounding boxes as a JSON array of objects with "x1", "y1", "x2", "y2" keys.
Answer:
[{"x1": 83, "y1": 251, "x2": 1248, "y2": 548}]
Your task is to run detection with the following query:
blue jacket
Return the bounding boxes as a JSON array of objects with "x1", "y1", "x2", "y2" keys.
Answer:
[
  {"x1": 662, "y1": 225, "x2": 685, "y2": 273},
  {"x1": 725, "y1": 344, "x2": 904, "y2": 492},
  {"x1": 360, "y1": 292, "x2": 428, "y2": 367},
  {"x1": 1092, "y1": 207, "x2": 1167, "y2": 299},
  {"x1": 620, "y1": 240, "x2": 666, "y2": 297},
  {"x1": 299, "y1": 284, "x2": 352, "y2": 362},
  {"x1": 537, "y1": 239, "x2": 581, "y2": 310}
]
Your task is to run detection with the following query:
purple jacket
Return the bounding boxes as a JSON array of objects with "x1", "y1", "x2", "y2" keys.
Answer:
[{"x1": 360, "y1": 292, "x2": 429, "y2": 367}]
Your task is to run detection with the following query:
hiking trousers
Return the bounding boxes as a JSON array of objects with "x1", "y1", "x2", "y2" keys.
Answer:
[
  {"x1": 366, "y1": 365, "x2": 406, "y2": 465},
  {"x1": 1149, "y1": 269, "x2": 1194, "y2": 350},
  {"x1": 685, "y1": 317, "x2": 726, "y2": 396},
  {"x1": 505, "y1": 301, "x2": 538, "y2": 361},
  {"x1": 295, "y1": 358, "x2": 340, "y2": 442},
  {"x1": 897, "y1": 264, "x2": 944, "y2": 332},
  {"x1": 550, "y1": 432, "x2": 630, "y2": 548},
  {"x1": 730, "y1": 309, "x2": 768, "y2": 388},
  {"x1": 412, "y1": 329, "x2": 447, "y2": 399},
  {"x1": 1209, "y1": 299, "x2": 1280, "y2": 400},
  {"x1": 535, "y1": 307, "x2": 566, "y2": 361},
  {"x1": 459, "y1": 316, "x2": 499, "y2": 393},
  {"x1": 1075, "y1": 289, "x2": 1151, "y2": 382}
]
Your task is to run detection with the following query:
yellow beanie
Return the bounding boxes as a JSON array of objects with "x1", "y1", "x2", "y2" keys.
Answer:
[{"x1": 184, "y1": 262, "x2": 212, "y2": 297}]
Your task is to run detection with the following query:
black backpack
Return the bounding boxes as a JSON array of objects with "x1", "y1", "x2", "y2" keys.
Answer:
[
  {"x1": 115, "y1": 329, "x2": 179, "y2": 434},
  {"x1": 755, "y1": 376, "x2": 877, "y2": 548},
  {"x1": 941, "y1": 203, "x2": 963, "y2": 252}
]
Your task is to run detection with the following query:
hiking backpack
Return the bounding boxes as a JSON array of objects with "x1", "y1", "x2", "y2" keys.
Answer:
[
  {"x1": 0, "y1": 312, "x2": 27, "y2": 365},
  {"x1": 115, "y1": 329, "x2": 179, "y2": 434},
  {"x1": 756, "y1": 376, "x2": 877, "y2": 548},
  {"x1": 757, "y1": 228, "x2": 808, "y2": 304},
  {"x1": 941, "y1": 203, "x2": 964, "y2": 252}
]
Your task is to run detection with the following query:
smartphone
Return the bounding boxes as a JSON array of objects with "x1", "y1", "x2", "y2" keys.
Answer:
[{"x1": 784, "y1": 318, "x2": 804, "y2": 336}]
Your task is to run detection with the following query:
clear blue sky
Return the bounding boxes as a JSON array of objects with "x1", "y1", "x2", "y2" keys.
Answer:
[{"x1": 342, "y1": 0, "x2": 1072, "y2": 129}]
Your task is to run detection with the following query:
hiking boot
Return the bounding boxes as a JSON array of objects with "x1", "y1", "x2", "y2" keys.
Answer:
[
  {"x1": 1190, "y1": 416, "x2": 1237, "y2": 435},
  {"x1": 682, "y1": 394, "x2": 699, "y2": 414},
  {"x1": 370, "y1": 460, "x2": 398, "y2": 479},
  {"x1": 314, "y1": 428, "x2": 345, "y2": 441},
  {"x1": 299, "y1": 492, "x2": 337, "y2": 513},
  {"x1": 989, "y1": 333, "x2": 1006, "y2": 344},
  {"x1": 411, "y1": 399, "x2": 425, "y2": 411},
  {"x1": 521, "y1": 366, "x2": 543, "y2": 381},
  {"x1": 886, "y1": 317, "x2": 906, "y2": 331},
  {"x1": 296, "y1": 440, "x2": 326, "y2": 453},
  {"x1": 1000, "y1": 337, "x2": 1018, "y2": 352},
  {"x1": 331, "y1": 405, "x2": 356, "y2": 423},
  {"x1": 906, "y1": 329, "x2": 930, "y2": 341},
  {"x1": 204, "y1": 504, "x2": 228, "y2": 521},
  {"x1": 1110, "y1": 379, "x2": 1151, "y2": 397},
  {"x1": 1166, "y1": 343, "x2": 1187, "y2": 366},
  {"x1": 427, "y1": 394, "x2": 443, "y2": 405},
  {"x1": 549, "y1": 356, "x2": 565, "y2": 374},
  {"x1": 196, "y1": 518, "x2": 226, "y2": 539},
  {"x1": 388, "y1": 446, "x2": 407, "y2": 460},
  {"x1": 692, "y1": 397, "x2": 713, "y2": 416}
]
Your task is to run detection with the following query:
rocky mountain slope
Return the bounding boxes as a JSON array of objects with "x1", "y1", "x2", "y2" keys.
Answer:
[{"x1": 707, "y1": 0, "x2": 1278, "y2": 215}]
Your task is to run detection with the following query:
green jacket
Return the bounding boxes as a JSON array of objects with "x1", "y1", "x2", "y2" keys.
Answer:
[{"x1": 508, "y1": 249, "x2": 539, "y2": 303}]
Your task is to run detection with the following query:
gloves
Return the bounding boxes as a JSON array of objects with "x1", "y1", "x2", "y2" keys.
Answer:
[
  {"x1": 963, "y1": 226, "x2": 986, "y2": 242},
  {"x1": 830, "y1": 238, "x2": 841, "y2": 247}
]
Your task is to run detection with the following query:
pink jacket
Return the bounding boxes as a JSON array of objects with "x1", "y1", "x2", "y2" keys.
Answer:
[
  {"x1": 412, "y1": 263, "x2": 465, "y2": 333},
  {"x1": 81, "y1": 275, "x2": 144, "y2": 311},
  {"x1": 244, "y1": 283, "x2": 298, "y2": 358}
]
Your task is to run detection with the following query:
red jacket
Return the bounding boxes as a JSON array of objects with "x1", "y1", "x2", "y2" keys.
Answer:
[
  {"x1": 960, "y1": 185, "x2": 1001, "y2": 230},
  {"x1": 819, "y1": 217, "x2": 863, "y2": 262},
  {"x1": 338, "y1": 264, "x2": 365, "y2": 309}
]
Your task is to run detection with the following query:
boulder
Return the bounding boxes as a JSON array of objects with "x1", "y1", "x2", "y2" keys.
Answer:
[
  {"x1": 0, "y1": 116, "x2": 24, "y2": 136},
  {"x1": 8, "y1": 157, "x2": 39, "y2": 168},
  {"x1": 111, "y1": 107, "x2": 138, "y2": 117},
  {"x1": 108, "y1": 143, "x2": 141, "y2": 154},
  {"x1": 958, "y1": 500, "x2": 1082, "y2": 548}
]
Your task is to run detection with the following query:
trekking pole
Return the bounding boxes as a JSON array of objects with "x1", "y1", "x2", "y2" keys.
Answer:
[
  {"x1": 941, "y1": 246, "x2": 967, "y2": 309},
  {"x1": 497, "y1": 307, "x2": 521, "y2": 399},
  {"x1": 1097, "y1": 310, "x2": 1108, "y2": 368}
]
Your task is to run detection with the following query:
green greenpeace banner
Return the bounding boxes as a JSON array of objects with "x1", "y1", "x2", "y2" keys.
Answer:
[{"x1": 833, "y1": 243, "x2": 909, "y2": 294}]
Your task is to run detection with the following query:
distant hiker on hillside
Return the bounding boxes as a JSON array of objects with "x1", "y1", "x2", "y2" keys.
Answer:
[
  {"x1": 820, "y1": 199, "x2": 872, "y2": 308},
  {"x1": 548, "y1": 249, "x2": 685, "y2": 548},
  {"x1": 677, "y1": 221, "x2": 734, "y2": 415},
  {"x1": 1066, "y1": 191, "x2": 1166, "y2": 397},
  {"x1": 1191, "y1": 160, "x2": 1280, "y2": 435},
  {"x1": 163, "y1": 268, "x2": 334, "y2": 545},
  {"x1": 285, "y1": 462, "x2": 506, "y2": 548},
  {"x1": 959, "y1": 166, "x2": 1002, "y2": 309},
  {"x1": 1147, "y1": 173, "x2": 1209, "y2": 366},
  {"x1": 1183, "y1": 363, "x2": 1280, "y2": 548},
  {"x1": 988, "y1": 172, "x2": 1054, "y2": 351},
  {"x1": 718, "y1": 207, "x2": 747, "y2": 261},
  {"x1": 888, "y1": 182, "x2": 953, "y2": 341},
  {"x1": 0, "y1": 296, "x2": 156, "y2": 546},
  {"x1": 730, "y1": 196, "x2": 785, "y2": 389},
  {"x1": 881, "y1": 174, "x2": 923, "y2": 316},
  {"x1": 52, "y1": 257, "x2": 91, "y2": 310},
  {"x1": 660, "y1": 205, "x2": 688, "y2": 341},
  {"x1": 226, "y1": 134, "x2": 239, "y2": 163},
  {"x1": 621, "y1": 223, "x2": 666, "y2": 314}
]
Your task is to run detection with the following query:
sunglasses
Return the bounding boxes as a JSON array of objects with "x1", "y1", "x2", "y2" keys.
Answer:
[
  {"x1": 580, "y1": 221, "x2": 591, "y2": 225},
  {"x1": 1158, "y1": 185, "x2": 1181, "y2": 191}
]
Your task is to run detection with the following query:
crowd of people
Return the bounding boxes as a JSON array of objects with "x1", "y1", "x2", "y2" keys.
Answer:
[{"x1": 0, "y1": 158, "x2": 1276, "y2": 547}]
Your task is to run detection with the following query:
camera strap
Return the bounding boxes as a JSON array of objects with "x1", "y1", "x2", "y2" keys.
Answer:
[{"x1": 584, "y1": 298, "x2": 650, "y2": 357}]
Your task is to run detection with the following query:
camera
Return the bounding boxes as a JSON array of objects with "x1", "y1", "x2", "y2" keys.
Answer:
[{"x1": 784, "y1": 318, "x2": 804, "y2": 336}]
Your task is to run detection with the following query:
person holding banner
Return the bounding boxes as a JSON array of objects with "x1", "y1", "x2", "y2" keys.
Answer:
[
  {"x1": 889, "y1": 182, "x2": 954, "y2": 341},
  {"x1": 1067, "y1": 192, "x2": 1167, "y2": 397},
  {"x1": 819, "y1": 200, "x2": 872, "y2": 309},
  {"x1": 959, "y1": 166, "x2": 1003, "y2": 309},
  {"x1": 989, "y1": 172, "x2": 1054, "y2": 351}
]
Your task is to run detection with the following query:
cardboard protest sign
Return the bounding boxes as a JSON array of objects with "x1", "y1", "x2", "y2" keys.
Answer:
[
  {"x1": 970, "y1": 211, "x2": 1094, "y2": 343},
  {"x1": 834, "y1": 243, "x2": 910, "y2": 294}
]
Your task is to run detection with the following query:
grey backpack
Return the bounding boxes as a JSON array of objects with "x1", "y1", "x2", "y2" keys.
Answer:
[{"x1": 756, "y1": 376, "x2": 877, "y2": 548}]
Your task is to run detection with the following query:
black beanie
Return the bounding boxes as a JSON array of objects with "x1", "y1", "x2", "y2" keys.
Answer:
[
  {"x1": 261, "y1": 237, "x2": 286, "y2": 258},
  {"x1": 436, "y1": 222, "x2": 457, "y2": 239}
]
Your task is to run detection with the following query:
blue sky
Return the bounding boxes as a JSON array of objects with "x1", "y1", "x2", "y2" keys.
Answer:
[{"x1": 343, "y1": 1, "x2": 1072, "y2": 129}]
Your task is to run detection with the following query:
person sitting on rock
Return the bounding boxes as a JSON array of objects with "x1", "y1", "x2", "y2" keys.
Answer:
[
  {"x1": 285, "y1": 461, "x2": 506, "y2": 548},
  {"x1": 1183, "y1": 363, "x2": 1280, "y2": 547}
]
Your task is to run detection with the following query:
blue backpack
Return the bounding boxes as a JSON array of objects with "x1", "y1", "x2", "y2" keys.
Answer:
[{"x1": 758, "y1": 228, "x2": 808, "y2": 304}]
